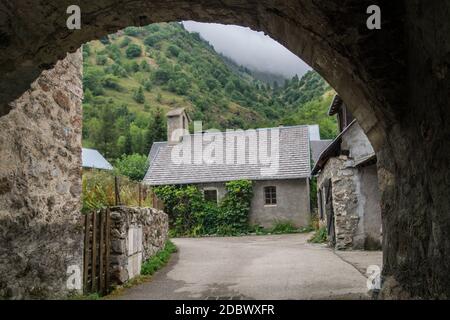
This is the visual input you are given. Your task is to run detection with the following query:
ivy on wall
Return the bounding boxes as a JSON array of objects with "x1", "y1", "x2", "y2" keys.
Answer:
[{"x1": 153, "y1": 180, "x2": 253, "y2": 236}]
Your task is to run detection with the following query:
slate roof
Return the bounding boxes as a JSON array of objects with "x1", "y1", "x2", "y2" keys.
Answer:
[
  {"x1": 167, "y1": 107, "x2": 191, "y2": 120},
  {"x1": 310, "y1": 140, "x2": 332, "y2": 164},
  {"x1": 143, "y1": 126, "x2": 311, "y2": 185},
  {"x1": 328, "y1": 95, "x2": 343, "y2": 115},
  {"x1": 82, "y1": 148, "x2": 113, "y2": 170}
]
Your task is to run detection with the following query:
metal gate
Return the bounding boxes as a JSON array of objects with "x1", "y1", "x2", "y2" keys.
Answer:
[{"x1": 83, "y1": 208, "x2": 111, "y2": 295}]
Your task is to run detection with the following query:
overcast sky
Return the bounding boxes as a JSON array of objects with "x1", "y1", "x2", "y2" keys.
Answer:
[{"x1": 182, "y1": 21, "x2": 311, "y2": 78}]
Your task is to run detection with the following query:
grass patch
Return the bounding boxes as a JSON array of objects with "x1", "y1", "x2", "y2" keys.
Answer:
[
  {"x1": 271, "y1": 221, "x2": 303, "y2": 234},
  {"x1": 68, "y1": 292, "x2": 101, "y2": 300},
  {"x1": 308, "y1": 226, "x2": 328, "y2": 243},
  {"x1": 248, "y1": 221, "x2": 314, "y2": 236},
  {"x1": 141, "y1": 240, "x2": 177, "y2": 275}
]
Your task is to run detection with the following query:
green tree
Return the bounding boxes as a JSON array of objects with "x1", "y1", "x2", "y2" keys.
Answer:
[
  {"x1": 115, "y1": 153, "x2": 149, "y2": 181},
  {"x1": 96, "y1": 55, "x2": 108, "y2": 65},
  {"x1": 140, "y1": 60, "x2": 151, "y2": 72},
  {"x1": 120, "y1": 36, "x2": 131, "y2": 48},
  {"x1": 167, "y1": 44, "x2": 181, "y2": 57},
  {"x1": 146, "y1": 108, "x2": 166, "y2": 150},
  {"x1": 126, "y1": 44, "x2": 142, "y2": 58},
  {"x1": 133, "y1": 86, "x2": 145, "y2": 104}
]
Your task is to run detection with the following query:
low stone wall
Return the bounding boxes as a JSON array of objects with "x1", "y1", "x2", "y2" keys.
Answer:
[{"x1": 108, "y1": 206, "x2": 168, "y2": 285}]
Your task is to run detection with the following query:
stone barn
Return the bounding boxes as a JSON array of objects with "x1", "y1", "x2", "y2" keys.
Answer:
[
  {"x1": 143, "y1": 108, "x2": 312, "y2": 228},
  {"x1": 312, "y1": 95, "x2": 382, "y2": 250}
]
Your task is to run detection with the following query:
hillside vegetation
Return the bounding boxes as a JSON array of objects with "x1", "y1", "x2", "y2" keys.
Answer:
[{"x1": 82, "y1": 22, "x2": 337, "y2": 162}]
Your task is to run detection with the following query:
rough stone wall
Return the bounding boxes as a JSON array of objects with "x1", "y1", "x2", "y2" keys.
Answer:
[
  {"x1": 0, "y1": 51, "x2": 83, "y2": 299},
  {"x1": 317, "y1": 156, "x2": 360, "y2": 250},
  {"x1": 109, "y1": 206, "x2": 168, "y2": 285},
  {"x1": 318, "y1": 156, "x2": 382, "y2": 251},
  {"x1": 378, "y1": 1, "x2": 450, "y2": 299}
]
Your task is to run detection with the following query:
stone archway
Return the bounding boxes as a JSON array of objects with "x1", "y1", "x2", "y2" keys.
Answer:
[{"x1": 0, "y1": 1, "x2": 449, "y2": 298}]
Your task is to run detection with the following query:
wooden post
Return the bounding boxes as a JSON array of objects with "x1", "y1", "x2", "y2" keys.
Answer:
[
  {"x1": 91, "y1": 211, "x2": 97, "y2": 292},
  {"x1": 114, "y1": 176, "x2": 121, "y2": 206},
  {"x1": 99, "y1": 210, "x2": 105, "y2": 295},
  {"x1": 138, "y1": 183, "x2": 142, "y2": 207},
  {"x1": 105, "y1": 208, "x2": 111, "y2": 294},
  {"x1": 82, "y1": 214, "x2": 90, "y2": 294}
]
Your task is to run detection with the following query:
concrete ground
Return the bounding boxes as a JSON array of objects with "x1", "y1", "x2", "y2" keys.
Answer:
[{"x1": 114, "y1": 233, "x2": 382, "y2": 300}]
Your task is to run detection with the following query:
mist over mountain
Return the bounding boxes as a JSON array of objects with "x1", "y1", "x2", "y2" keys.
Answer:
[{"x1": 182, "y1": 21, "x2": 311, "y2": 78}]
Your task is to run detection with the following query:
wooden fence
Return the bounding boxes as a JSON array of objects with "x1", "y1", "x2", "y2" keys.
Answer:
[{"x1": 83, "y1": 208, "x2": 111, "y2": 295}]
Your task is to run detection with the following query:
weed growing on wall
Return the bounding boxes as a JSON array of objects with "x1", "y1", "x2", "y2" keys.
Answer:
[
  {"x1": 308, "y1": 226, "x2": 328, "y2": 243},
  {"x1": 141, "y1": 240, "x2": 178, "y2": 276},
  {"x1": 153, "y1": 180, "x2": 253, "y2": 236}
]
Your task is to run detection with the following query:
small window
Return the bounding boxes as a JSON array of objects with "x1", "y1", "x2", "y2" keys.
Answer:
[
  {"x1": 204, "y1": 189, "x2": 218, "y2": 203},
  {"x1": 264, "y1": 186, "x2": 277, "y2": 205}
]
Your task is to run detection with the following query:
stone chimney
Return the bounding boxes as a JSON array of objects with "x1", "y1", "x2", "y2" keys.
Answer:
[{"x1": 166, "y1": 108, "x2": 190, "y2": 144}]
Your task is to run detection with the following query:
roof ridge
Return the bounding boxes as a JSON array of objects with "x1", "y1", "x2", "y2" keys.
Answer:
[{"x1": 182, "y1": 125, "x2": 309, "y2": 138}]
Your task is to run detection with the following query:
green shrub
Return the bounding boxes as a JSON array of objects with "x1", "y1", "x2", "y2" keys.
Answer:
[
  {"x1": 124, "y1": 26, "x2": 141, "y2": 37},
  {"x1": 132, "y1": 86, "x2": 145, "y2": 104},
  {"x1": 219, "y1": 180, "x2": 253, "y2": 234},
  {"x1": 167, "y1": 44, "x2": 181, "y2": 57},
  {"x1": 115, "y1": 153, "x2": 149, "y2": 181},
  {"x1": 120, "y1": 36, "x2": 131, "y2": 48},
  {"x1": 126, "y1": 44, "x2": 142, "y2": 58},
  {"x1": 309, "y1": 226, "x2": 328, "y2": 243},
  {"x1": 144, "y1": 35, "x2": 161, "y2": 47},
  {"x1": 102, "y1": 75, "x2": 123, "y2": 91},
  {"x1": 96, "y1": 55, "x2": 108, "y2": 65},
  {"x1": 270, "y1": 221, "x2": 299, "y2": 234}
]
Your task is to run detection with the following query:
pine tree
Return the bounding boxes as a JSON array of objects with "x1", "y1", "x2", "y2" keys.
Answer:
[
  {"x1": 124, "y1": 130, "x2": 133, "y2": 155},
  {"x1": 146, "y1": 108, "x2": 166, "y2": 151}
]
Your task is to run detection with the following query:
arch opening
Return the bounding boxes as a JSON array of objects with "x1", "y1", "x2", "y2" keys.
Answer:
[{"x1": 1, "y1": 1, "x2": 449, "y2": 299}]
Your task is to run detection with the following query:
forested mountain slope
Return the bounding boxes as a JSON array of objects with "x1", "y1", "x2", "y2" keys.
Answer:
[{"x1": 82, "y1": 22, "x2": 336, "y2": 161}]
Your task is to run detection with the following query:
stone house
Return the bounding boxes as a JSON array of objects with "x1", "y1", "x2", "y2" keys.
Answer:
[
  {"x1": 143, "y1": 108, "x2": 312, "y2": 228},
  {"x1": 311, "y1": 96, "x2": 382, "y2": 250}
]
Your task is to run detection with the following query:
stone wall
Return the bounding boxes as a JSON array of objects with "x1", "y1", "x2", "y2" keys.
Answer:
[
  {"x1": 108, "y1": 206, "x2": 168, "y2": 285},
  {"x1": 0, "y1": 51, "x2": 83, "y2": 299},
  {"x1": 318, "y1": 156, "x2": 360, "y2": 250},
  {"x1": 317, "y1": 155, "x2": 382, "y2": 250}
]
